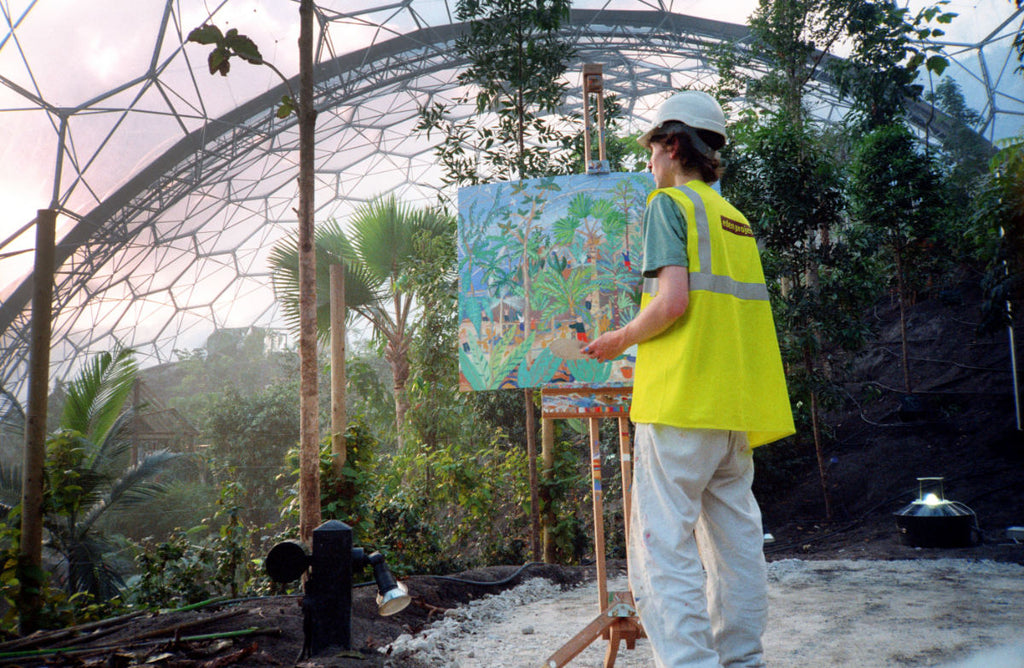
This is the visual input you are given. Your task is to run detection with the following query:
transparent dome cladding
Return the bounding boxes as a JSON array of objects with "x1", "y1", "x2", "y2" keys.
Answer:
[{"x1": 0, "y1": 0, "x2": 1022, "y2": 404}]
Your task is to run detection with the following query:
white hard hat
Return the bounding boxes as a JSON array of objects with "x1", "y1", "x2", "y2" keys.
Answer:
[{"x1": 637, "y1": 90, "x2": 727, "y2": 153}]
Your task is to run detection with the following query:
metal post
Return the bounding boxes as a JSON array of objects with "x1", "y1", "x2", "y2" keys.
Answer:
[
  {"x1": 1008, "y1": 302, "x2": 1021, "y2": 431},
  {"x1": 307, "y1": 520, "x2": 353, "y2": 653},
  {"x1": 1000, "y1": 227, "x2": 1022, "y2": 432}
]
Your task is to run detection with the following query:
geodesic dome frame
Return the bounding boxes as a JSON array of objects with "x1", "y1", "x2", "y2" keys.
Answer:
[{"x1": 1, "y1": 1, "x2": 1022, "y2": 407}]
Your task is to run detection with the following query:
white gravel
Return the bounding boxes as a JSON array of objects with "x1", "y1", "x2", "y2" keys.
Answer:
[{"x1": 383, "y1": 559, "x2": 1024, "y2": 667}]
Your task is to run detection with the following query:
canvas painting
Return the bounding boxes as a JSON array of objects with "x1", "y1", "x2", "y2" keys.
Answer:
[{"x1": 458, "y1": 172, "x2": 653, "y2": 391}]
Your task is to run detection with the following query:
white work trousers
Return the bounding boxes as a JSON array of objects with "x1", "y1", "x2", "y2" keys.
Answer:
[{"x1": 628, "y1": 424, "x2": 767, "y2": 668}]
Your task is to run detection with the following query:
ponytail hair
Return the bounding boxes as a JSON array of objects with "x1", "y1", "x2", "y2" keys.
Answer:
[{"x1": 650, "y1": 123, "x2": 724, "y2": 184}]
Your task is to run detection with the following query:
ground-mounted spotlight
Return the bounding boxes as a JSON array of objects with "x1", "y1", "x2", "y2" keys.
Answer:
[
  {"x1": 894, "y1": 477, "x2": 978, "y2": 548},
  {"x1": 264, "y1": 520, "x2": 410, "y2": 657},
  {"x1": 352, "y1": 548, "x2": 411, "y2": 616}
]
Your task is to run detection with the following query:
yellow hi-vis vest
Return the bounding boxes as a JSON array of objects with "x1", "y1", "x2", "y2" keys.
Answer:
[{"x1": 630, "y1": 182, "x2": 795, "y2": 447}]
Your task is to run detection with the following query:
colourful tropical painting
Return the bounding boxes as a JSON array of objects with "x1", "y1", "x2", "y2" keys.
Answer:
[
  {"x1": 458, "y1": 172, "x2": 653, "y2": 391},
  {"x1": 540, "y1": 384, "x2": 633, "y2": 419}
]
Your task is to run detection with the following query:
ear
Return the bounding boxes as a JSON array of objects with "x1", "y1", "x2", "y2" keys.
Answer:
[{"x1": 666, "y1": 135, "x2": 684, "y2": 161}]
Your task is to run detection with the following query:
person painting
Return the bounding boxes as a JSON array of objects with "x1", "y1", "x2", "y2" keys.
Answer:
[{"x1": 583, "y1": 90, "x2": 795, "y2": 668}]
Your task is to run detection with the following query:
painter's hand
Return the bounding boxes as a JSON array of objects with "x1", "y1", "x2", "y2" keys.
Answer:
[{"x1": 583, "y1": 329, "x2": 628, "y2": 363}]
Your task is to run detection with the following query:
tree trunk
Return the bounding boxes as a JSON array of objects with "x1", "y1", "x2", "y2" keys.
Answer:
[
  {"x1": 805, "y1": 347, "x2": 833, "y2": 521},
  {"x1": 388, "y1": 339, "x2": 410, "y2": 453},
  {"x1": 297, "y1": 0, "x2": 321, "y2": 543},
  {"x1": 895, "y1": 249, "x2": 913, "y2": 394}
]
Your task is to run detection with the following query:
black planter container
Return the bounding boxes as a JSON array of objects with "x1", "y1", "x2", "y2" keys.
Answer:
[
  {"x1": 894, "y1": 511, "x2": 975, "y2": 548},
  {"x1": 894, "y1": 476, "x2": 977, "y2": 548}
]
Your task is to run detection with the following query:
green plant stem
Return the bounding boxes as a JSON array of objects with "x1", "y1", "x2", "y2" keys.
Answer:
[
  {"x1": 0, "y1": 627, "x2": 277, "y2": 662},
  {"x1": 165, "y1": 596, "x2": 232, "y2": 613}
]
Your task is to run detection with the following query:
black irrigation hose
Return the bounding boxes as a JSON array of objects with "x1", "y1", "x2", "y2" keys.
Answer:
[{"x1": 354, "y1": 561, "x2": 547, "y2": 589}]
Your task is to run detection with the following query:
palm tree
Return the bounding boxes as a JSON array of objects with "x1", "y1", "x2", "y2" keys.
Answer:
[
  {"x1": 270, "y1": 195, "x2": 451, "y2": 451},
  {"x1": 2, "y1": 348, "x2": 181, "y2": 601}
]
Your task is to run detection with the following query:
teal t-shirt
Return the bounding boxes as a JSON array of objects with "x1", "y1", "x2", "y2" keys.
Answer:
[{"x1": 641, "y1": 191, "x2": 688, "y2": 278}]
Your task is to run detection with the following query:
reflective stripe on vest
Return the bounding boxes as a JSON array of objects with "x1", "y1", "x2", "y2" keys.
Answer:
[{"x1": 642, "y1": 184, "x2": 769, "y2": 303}]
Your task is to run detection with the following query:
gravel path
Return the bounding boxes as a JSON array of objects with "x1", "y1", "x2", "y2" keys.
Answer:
[{"x1": 384, "y1": 559, "x2": 1024, "y2": 667}]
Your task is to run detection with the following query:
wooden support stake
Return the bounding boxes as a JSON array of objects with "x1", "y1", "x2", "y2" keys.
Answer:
[
  {"x1": 582, "y1": 63, "x2": 608, "y2": 174},
  {"x1": 617, "y1": 416, "x2": 633, "y2": 541},
  {"x1": 526, "y1": 389, "x2": 541, "y2": 561},
  {"x1": 19, "y1": 209, "x2": 56, "y2": 634},
  {"x1": 541, "y1": 417, "x2": 556, "y2": 563},
  {"x1": 330, "y1": 264, "x2": 346, "y2": 475},
  {"x1": 589, "y1": 417, "x2": 607, "y2": 610}
]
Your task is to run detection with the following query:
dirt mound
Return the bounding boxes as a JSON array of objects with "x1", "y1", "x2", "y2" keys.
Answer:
[
  {"x1": 761, "y1": 279, "x2": 1023, "y2": 563},
  {"x1": 0, "y1": 563, "x2": 590, "y2": 667}
]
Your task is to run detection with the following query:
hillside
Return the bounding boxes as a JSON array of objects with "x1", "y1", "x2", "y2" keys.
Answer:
[{"x1": 761, "y1": 276, "x2": 1024, "y2": 562}]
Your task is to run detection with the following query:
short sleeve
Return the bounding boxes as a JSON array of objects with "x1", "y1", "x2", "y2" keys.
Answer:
[{"x1": 641, "y1": 192, "x2": 688, "y2": 278}]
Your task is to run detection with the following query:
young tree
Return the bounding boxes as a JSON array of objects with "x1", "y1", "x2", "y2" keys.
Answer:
[
  {"x1": 2, "y1": 349, "x2": 181, "y2": 601},
  {"x1": 835, "y1": 2, "x2": 957, "y2": 397},
  {"x1": 848, "y1": 125, "x2": 947, "y2": 394},
  {"x1": 416, "y1": 0, "x2": 576, "y2": 190},
  {"x1": 926, "y1": 78, "x2": 995, "y2": 210},
  {"x1": 832, "y1": 0, "x2": 955, "y2": 133},
  {"x1": 726, "y1": 112, "x2": 872, "y2": 520},
  {"x1": 973, "y1": 138, "x2": 1024, "y2": 337},
  {"x1": 188, "y1": 0, "x2": 321, "y2": 543},
  {"x1": 415, "y1": 0, "x2": 578, "y2": 560}
]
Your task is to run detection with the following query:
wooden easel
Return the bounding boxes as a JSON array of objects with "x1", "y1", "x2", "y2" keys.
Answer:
[
  {"x1": 540, "y1": 386, "x2": 644, "y2": 668},
  {"x1": 582, "y1": 63, "x2": 609, "y2": 175},
  {"x1": 540, "y1": 64, "x2": 644, "y2": 667}
]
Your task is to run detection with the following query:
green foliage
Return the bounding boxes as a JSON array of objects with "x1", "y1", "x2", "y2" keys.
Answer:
[
  {"x1": 369, "y1": 431, "x2": 530, "y2": 574},
  {"x1": 346, "y1": 349, "x2": 397, "y2": 447},
  {"x1": 746, "y1": 0, "x2": 857, "y2": 117},
  {"x1": 0, "y1": 349, "x2": 183, "y2": 608},
  {"x1": 972, "y1": 136, "x2": 1024, "y2": 333},
  {"x1": 403, "y1": 213, "x2": 472, "y2": 452},
  {"x1": 847, "y1": 124, "x2": 949, "y2": 299},
  {"x1": 47, "y1": 356, "x2": 181, "y2": 602},
  {"x1": 187, "y1": 23, "x2": 296, "y2": 118},
  {"x1": 538, "y1": 423, "x2": 616, "y2": 563},
  {"x1": 926, "y1": 77, "x2": 997, "y2": 217},
  {"x1": 202, "y1": 383, "x2": 300, "y2": 526},
  {"x1": 279, "y1": 422, "x2": 378, "y2": 542},
  {"x1": 832, "y1": 0, "x2": 957, "y2": 131},
  {"x1": 0, "y1": 520, "x2": 121, "y2": 634},
  {"x1": 415, "y1": 0, "x2": 576, "y2": 189},
  {"x1": 130, "y1": 484, "x2": 272, "y2": 609}
]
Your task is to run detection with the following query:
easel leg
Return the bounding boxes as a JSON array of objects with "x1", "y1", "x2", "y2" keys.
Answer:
[
  {"x1": 604, "y1": 629, "x2": 621, "y2": 667},
  {"x1": 544, "y1": 406, "x2": 643, "y2": 667}
]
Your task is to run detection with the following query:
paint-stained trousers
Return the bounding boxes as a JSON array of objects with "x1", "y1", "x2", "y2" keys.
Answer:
[{"x1": 628, "y1": 424, "x2": 768, "y2": 668}]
